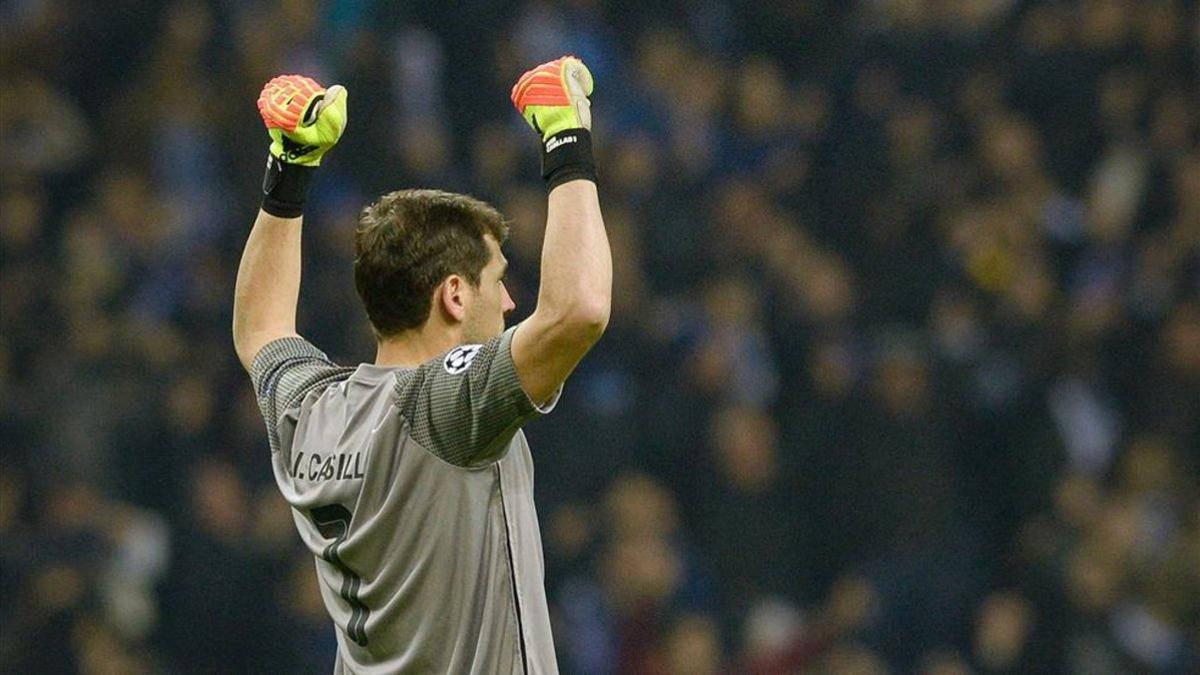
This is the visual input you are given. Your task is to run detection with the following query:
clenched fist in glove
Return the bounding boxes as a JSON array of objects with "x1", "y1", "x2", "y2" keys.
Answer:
[
  {"x1": 511, "y1": 56, "x2": 597, "y2": 190},
  {"x1": 257, "y1": 75, "x2": 348, "y2": 217}
]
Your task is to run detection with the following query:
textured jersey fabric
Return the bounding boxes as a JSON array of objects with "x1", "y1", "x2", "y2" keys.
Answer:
[{"x1": 250, "y1": 326, "x2": 560, "y2": 674}]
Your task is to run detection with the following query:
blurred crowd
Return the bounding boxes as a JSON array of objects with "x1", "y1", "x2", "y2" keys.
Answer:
[{"x1": 2, "y1": 0, "x2": 1198, "y2": 673}]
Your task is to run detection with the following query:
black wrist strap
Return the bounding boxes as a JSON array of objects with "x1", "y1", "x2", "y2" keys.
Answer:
[
  {"x1": 541, "y1": 129, "x2": 597, "y2": 191},
  {"x1": 261, "y1": 154, "x2": 315, "y2": 218}
]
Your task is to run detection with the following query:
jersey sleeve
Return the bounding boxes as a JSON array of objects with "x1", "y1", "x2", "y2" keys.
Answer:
[
  {"x1": 250, "y1": 336, "x2": 353, "y2": 453},
  {"x1": 394, "y1": 326, "x2": 560, "y2": 468}
]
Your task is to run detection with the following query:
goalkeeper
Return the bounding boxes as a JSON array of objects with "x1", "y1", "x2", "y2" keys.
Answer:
[{"x1": 232, "y1": 57, "x2": 609, "y2": 674}]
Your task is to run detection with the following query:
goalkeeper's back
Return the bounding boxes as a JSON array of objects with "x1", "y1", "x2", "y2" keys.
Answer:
[{"x1": 251, "y1": 327, "x2": 558, "y2": 674}]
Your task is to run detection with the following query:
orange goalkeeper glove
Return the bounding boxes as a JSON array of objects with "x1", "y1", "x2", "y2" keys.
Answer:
[
  {"x1": 511, "y1": 56, "x2": 597, "y2": 189},
  {"x1": 256, "y1": 75, "x2": 348, "y2": 217}
]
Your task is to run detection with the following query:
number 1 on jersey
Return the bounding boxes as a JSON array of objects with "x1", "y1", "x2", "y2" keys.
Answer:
[{"x1": 310, "y1": 503, "x2": 370, "y2": 647}]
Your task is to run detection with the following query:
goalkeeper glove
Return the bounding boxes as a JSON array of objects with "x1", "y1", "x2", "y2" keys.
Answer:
[
  {"x1": 256, "y1": 75, "x2": 348, "y2": 217},
  {"x1": 511, "y1": 56, "x2": 597, "y2": 189}
]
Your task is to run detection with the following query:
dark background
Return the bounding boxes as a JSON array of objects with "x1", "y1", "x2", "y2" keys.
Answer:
[{"x1": 1, "y1": 1, "x2": 1198, "y2": 673}]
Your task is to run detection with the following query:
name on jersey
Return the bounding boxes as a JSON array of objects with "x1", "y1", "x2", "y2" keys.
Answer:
[{"x1": 288, "y1": 451, "x2": 365, "y2": 482}]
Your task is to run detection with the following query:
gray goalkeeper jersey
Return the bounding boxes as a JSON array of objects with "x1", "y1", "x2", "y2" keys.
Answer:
[{"x1": 250, "y1": 326, "x2": 559, "y2": 674}]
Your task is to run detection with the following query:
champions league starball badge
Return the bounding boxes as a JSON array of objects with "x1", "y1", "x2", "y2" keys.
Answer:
[{"x1": 443, "y1": 344, "x2": 483, "y2": 374}]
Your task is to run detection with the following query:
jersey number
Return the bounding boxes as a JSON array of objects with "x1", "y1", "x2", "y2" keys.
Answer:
[{"x1": 310, "y1": 504, "x2": 370, "y2": 647}]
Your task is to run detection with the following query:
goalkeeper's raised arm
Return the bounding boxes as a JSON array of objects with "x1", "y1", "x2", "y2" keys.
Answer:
[
  {"x1": 232, "y1": 75, "x2": 347, "y2": 370},
  {"x1": 509, "y1": 56, "x2": 612, "y2": 405}
]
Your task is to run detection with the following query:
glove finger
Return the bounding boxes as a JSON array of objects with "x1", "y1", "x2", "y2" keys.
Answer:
[
  {"x1": 262, "y1": 76, "x2": 298, "y2": 127},
  {"x1": 511, "y1": 61, "x2": 565, "y2": 107},
  {"x1": 311, "y1": 85, "x2": 348, "y2": 138},
  {"x1": 313, "y1": 85, "x2": 346, "y2": 117},
  {"x1": 510, "y1": 68, "x2": 540, "y2": 109},
  {"x1": 511, "y1": 68, "x2": 545, "y2": 109},
  {"x1": 288, "y1": 75, "x2": 325, "y2": 126},
  {"x1": 299, "y1": 81, "x2": 341, "y2": 127},
  {"x1": 563, "y1": 59, "x2": 593, "y2": 99},
  {"x1": 259, "y1": 86, "x2": 300, "y2": 131},
  {"x1": 511, "y1": 66, "x2": 571, "y2": 111},
  {"x1": 261, "y1": 75, "x2": 324, "y2": 131},
  {"x1": 287, "y1": 89, "x2": 346, "y2": 147}
]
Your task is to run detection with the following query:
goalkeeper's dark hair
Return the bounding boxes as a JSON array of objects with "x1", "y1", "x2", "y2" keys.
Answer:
[{"x1": 354, "y1": 189, "x2": 508, "y2": 337}]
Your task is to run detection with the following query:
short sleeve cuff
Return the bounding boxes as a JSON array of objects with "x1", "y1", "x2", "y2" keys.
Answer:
[
  {"x1": 530, "y1": 384, "x2": 563, "y2": 415},
  {"x1": 498, "y1": 326, "x2": 562, "y2": 417}
]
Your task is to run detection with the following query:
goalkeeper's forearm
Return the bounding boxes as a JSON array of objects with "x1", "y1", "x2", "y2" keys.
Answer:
[
  {"x1": 233, "y1": 210, "x2": 303, "y2": 370},
  {"x1": 510, "y1": 175, "x2": 611, "y2": 405},
  {"x1": 536, "y1": 179, "x2": 611, "y2": 334}
]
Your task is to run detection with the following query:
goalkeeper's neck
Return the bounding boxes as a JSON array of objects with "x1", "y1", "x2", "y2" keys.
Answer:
[{"x1": 374, "y1": 321, "x2": 464, "y2": 368}]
